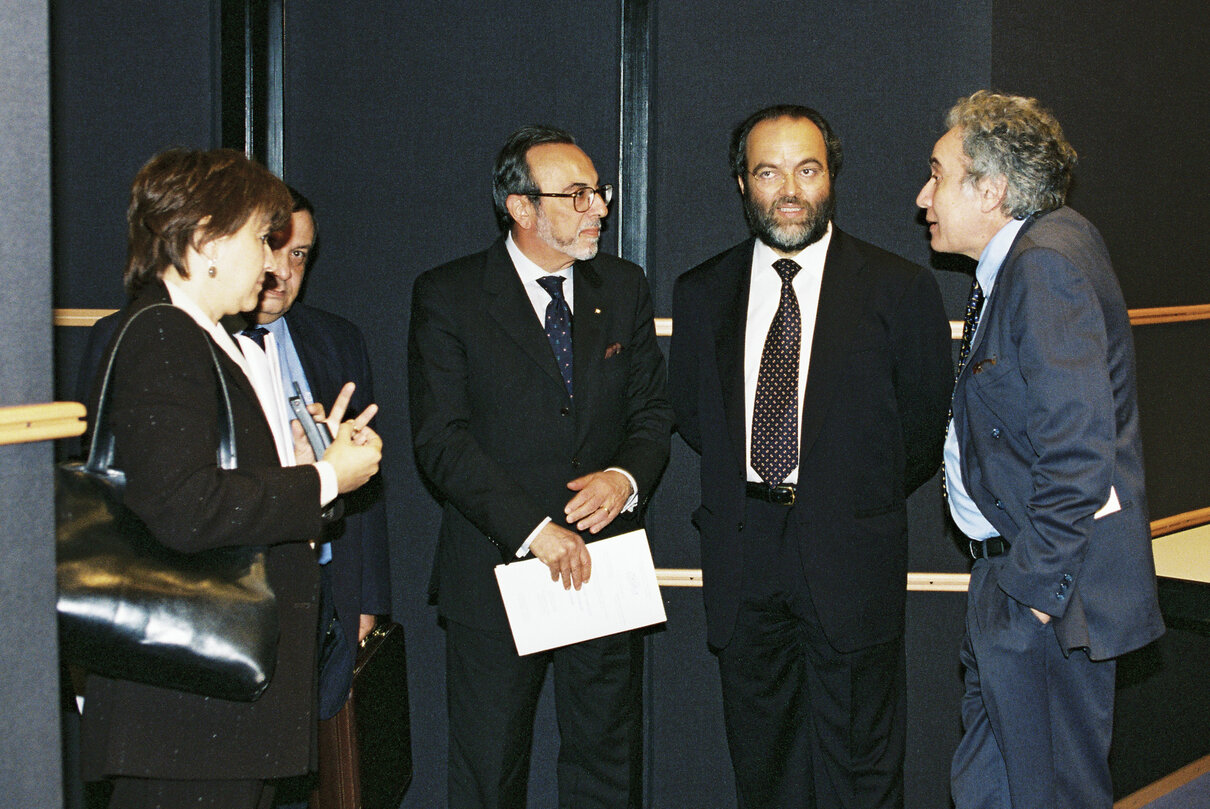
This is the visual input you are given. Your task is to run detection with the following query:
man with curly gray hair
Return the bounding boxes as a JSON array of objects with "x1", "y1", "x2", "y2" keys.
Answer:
[{"x1": 917, "y1": 91, "x2": 1163, "y2": 809}]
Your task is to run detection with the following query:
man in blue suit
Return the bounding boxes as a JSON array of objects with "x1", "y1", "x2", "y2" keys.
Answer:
[
  {"x1": 917, "y1": 91, "x2": 1164, "y2": 809},
  {"x1": 247, "y1": 189, "x2": 391, "y2": 711}
]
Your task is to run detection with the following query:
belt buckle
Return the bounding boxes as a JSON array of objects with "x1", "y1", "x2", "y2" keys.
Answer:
[
  {"x1": 770, "y1": 484, "x2": 796, "y2": 506},
  {"x1": 969, "y1": 539, "x2": 985, "y2": 559}
]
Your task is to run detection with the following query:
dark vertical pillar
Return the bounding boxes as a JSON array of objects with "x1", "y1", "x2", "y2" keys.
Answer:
[
  {"x1": 619, "y1": 0, "x2": 654, "y2": 281},
  {"x1": 220, "y1": 0, "x2": 281, "y2": 172},
  {"x1": 0, "y1": 0, "x2": 63, "y2": 806}
]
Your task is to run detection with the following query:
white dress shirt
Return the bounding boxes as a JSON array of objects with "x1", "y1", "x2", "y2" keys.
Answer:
[
  {"x1": 504, "y1": 234, "x2": 638, "y2": 556},
  {"x1": 744, "y1": 225, "x2": 832, "y2": 484}
]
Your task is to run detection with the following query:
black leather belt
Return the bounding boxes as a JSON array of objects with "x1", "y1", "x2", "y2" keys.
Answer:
[
  {"x1": 746, "y1": 482, "x2": 797, "y2": 506},
  {"x1": 969, "y1": 536, "x2": 1010, "y2": 559}
]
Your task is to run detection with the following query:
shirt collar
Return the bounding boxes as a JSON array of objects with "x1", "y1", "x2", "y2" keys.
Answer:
[
  {"x1": 506, "y1": 232, "x2": 573, "y2": 284},
  {"x1": 754, "y1": 222, "x2": 832, "y2": 275},
  {"x1": 975, "y1": 217, "x2": 1027, "y2": 298}
]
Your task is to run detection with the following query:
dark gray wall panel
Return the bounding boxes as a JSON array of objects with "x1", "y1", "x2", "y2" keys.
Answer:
[
  {"x1": 51, "y1": 0, "x2": 218, "y2": 311},
  {"x1": 992, "y1": 0, "x2": 1210, "y2": 308},
  {"x1": 1, "y1": 0, "x2": 62, "y2": 805},
  {"x1": 650, "y1": 0, "x2": 992, "y2": 318}
]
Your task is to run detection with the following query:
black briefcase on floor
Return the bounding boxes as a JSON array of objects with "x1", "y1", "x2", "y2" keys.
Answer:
[{"x1": 312, "y1": 621, "x2": 412, "y2": 809}]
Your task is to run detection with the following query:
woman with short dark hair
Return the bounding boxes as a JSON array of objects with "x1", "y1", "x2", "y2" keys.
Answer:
[{"x1": 79, "y1": 148, "x2": 381, "y2": 809}]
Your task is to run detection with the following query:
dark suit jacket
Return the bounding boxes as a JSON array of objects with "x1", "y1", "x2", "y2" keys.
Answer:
[
  {"x1": 669, "y1": 229, "x2": 953, "y2": 652},
  {"x1": 283, "y1": 303, "x2": 391, "y2": 647},
  {"x1": 952, "y1": 207, "x2": 1164, "y2": 660},
  {"x1": 80, "y1": 304, "x2": 392, "y2": 648},
  {"x1": 409, "y1": 238, "x2": 673, "y2": 636},
  {"x1": 79, "y1": 283, "x2": 325, "y2": 781}
]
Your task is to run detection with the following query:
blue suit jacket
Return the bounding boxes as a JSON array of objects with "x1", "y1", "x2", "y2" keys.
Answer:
[
  {"x1": 952, "y1": 206, "x2": 1163, "y2": 660},
  {"x1": 283, "y1": 302, "x2": 392, "y2": 643}
]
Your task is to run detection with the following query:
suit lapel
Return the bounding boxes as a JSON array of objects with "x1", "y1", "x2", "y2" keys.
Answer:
[
  {"x1": 283, "y1": 307, "x2": 338, "y2": 406},
  {"x1": 714, "y1": 241, "x2": 754, "y2": 475},
  {"x1": 798, "y1": 229, "x2": 870, "y2": 461},
  {"x1": 967, "y1": 214, "x2": 1036, "y2": 363},
  {"x1": 571, "y1": 260, "x2": 609, "y2": 434},
  {"x1": 483, "y1": 239, "x2": 567, "y2": 393}
]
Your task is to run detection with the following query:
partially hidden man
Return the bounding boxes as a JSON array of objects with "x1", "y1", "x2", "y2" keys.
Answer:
[
  {"x1": 918, "y1": 91, "x2": 1163, "y2": 809},
  {"x1": 409, "y1": 125, "x2": 672, "y2": 809},
  {"x1": 669, "y1": 105, "x2": 952, "y2": 808}
]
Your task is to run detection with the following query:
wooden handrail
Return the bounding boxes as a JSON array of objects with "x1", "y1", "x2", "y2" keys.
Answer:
[
  {"x1": 655, "y1": 508, "x2": 1210, "y2": 592},
  {"x1": 54, "y1": 308, "x2": 117, "y2": 327},
  {"x1": 58, "y1": 305, "x2": 1210, "y2": 335},
  {"x1": 0, "y1": 402, "x2": 87, "y2": 445},
  {"x1": 1151, "y1": 506, "x2": 1210, "y2": 539}
]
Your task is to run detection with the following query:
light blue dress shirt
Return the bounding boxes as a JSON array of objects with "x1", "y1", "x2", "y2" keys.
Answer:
[
  {"x1": 944, "y1": 217, "x2": 1027, "y2": 540},
  {"x1": 264, "y1": 316, "x2": 332, "y2": 564}
]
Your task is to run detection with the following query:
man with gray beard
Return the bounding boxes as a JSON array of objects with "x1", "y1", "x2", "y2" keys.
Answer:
[
  {"x1": 410, "y1": 124, "x2": 671, "y2": 809},
  {"x1": 669, "y1": 105, "x2": 952, "y2": 809}
]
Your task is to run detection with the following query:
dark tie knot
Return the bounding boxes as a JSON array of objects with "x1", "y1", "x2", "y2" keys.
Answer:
[
  {"x1": 242, "y1": 326, "x2": 269, "y2": 350},
  {"x1": 537, "y1": 274, "x2": 567, "y2": 301},
  {"x1": 772, "y1": 258, "x2": 801, "y2": 284}
]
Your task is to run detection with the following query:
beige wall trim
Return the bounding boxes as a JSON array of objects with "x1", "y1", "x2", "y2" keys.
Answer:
[
  {"x1": 0, "y1": 402, "x2": 86, "y2": 445},
  {"x1": 1128, "y1": 303, "x2": 1210, "y2": 326},
  {"x1": 61, "y1": 306, "x2": 1210, "y2": 334},
  {"x1": 652, "y1": 309, "x2": 1210, "y2": 340},
  {"x1": 1114, "y1": 751, "x2": 1210, "y2": 809},
  {"x1": 54, "y1": 308, "x2": 117, "y2": 327},
  {"x1": 656, "y1": 568, "x2": 972, "y2": 592},
  {"x1": 1151, "y1": 507, "x2": 1210, "y2": 539}
]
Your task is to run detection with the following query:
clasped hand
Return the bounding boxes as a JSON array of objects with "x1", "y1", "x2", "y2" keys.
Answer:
[{"x1": 529, "y1": 470, "x2": 633, "y2": 591}]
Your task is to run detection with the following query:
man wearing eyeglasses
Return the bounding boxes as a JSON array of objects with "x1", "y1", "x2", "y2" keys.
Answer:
[
  {"x1": 669, "y1": 105, "x2": 952, "y2": 808},
  {"x1": 409, "y1": 124, "x2": 672, "y2": 809}
]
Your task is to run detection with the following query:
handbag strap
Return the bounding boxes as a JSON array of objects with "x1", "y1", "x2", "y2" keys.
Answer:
[{"x1": 86, "y1": 302, "x2": 238, "y2": 474}]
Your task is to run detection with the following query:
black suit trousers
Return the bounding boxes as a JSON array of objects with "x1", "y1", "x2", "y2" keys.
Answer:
[
  {"x1": 716, "y1": 498, "x2": 906, "y2": 809},
  {"x1": 444, "y1": 620, "x2": 642, "y2": 809}
]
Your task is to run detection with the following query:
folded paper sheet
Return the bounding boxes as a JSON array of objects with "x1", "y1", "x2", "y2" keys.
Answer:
[{"x1": 494, "y1": 529, "x2": 667, "y2": 655}]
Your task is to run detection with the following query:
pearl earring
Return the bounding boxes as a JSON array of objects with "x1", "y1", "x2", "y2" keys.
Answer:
[{"x1": 207, "y1": 264, "x2": 217, "y2": 278}]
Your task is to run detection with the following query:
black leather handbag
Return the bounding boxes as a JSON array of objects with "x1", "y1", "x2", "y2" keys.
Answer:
[{"x1": 56, "y1": 304, "x2": 279, "y2": 702}]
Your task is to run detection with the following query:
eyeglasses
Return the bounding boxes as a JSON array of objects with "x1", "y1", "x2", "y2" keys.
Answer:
[{"x1": 530, "y1": 184, "x2": 614, "y2": 212}]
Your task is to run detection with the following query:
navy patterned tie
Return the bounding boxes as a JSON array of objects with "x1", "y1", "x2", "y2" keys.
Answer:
[
  {"x1": 751, "y1": 258, "x2": 802, "y2": 486},
  {"x1": 537, "y1": 274, "x2": 574, "y2": 398},
  {"x1": 942, "y1": 277, "x2": 985, "y2": 500},
  {"x1": 242, "y1": 326, "x2": 269, "y2": 350},
  {"x1": 955, "y1": 278, "x2": 984, "y2": 380}
]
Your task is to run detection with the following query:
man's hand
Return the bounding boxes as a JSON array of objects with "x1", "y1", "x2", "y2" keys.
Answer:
[
  {"x1": 529, "y1": 522, "x2": 592, "y2": 590},
  {"x1": 564, "y1": 470, "x2": 632, "y2": 534},
  {"x1": 358, "y1": 613, "x2": 376, "y2": 643},
  {"x1": 1030, "y1": 607, "x2": 1052, "y2": 625}
]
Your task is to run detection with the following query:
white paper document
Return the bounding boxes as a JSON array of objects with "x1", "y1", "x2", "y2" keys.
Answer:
[{"x1": 494, "y1": 529, "x2": 667, "y2": 655}]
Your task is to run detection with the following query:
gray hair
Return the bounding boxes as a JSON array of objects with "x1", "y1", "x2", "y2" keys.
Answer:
[{"x1": 946, "y1": 90, "x2": 1077, "y2": 218}]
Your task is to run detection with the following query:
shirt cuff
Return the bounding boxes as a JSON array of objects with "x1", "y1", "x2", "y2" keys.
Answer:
[
  {"x1": 606, "y1": 467, "x2": 639, "y2": 512},
  {"x1": 314, "y1": 460, "x2": 338, "y2": 507},
  {"x1": 517, "y1": 516, "x2": 552, "y2": 558}
]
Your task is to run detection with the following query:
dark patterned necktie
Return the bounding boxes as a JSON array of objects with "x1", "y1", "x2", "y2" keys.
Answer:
[
  {"x1": 751, "y1": 258, "x2": 802, "y2": 486},
  {"x1": 242, "y1": 326, "x2": 269, "y2": 350},
  {"x1": 955, "y1": 278, "x2": 984, "y2": 380},
  {"x1": 536, "y1": 274, "x2": 574, "y2": 398},
  {"x1": 942, "y1": 277, "x2": 985, "y2": 500}
]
